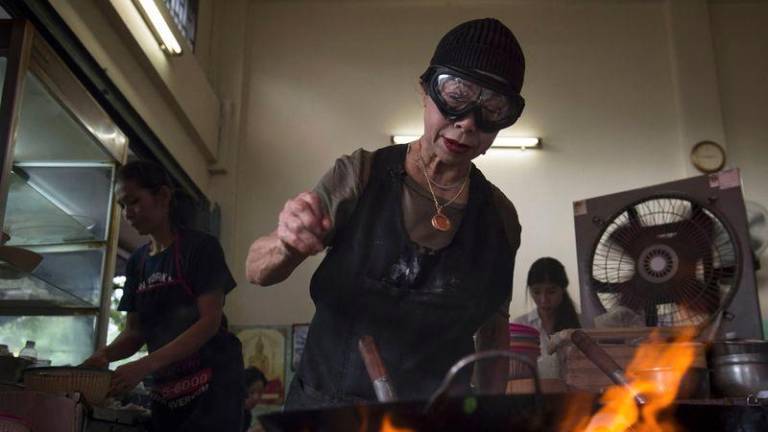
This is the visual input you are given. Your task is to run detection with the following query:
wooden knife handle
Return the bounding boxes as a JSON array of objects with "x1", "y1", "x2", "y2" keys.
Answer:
[
  {"x1": 571, "y1": 329, "x2": 623, "y2": 376},
  {"x1": 358, "y1": 335, "x2": 397, "y2": 402},
  {"x1": 358, "y1": 335, "x2": 387, "y2": 381}
]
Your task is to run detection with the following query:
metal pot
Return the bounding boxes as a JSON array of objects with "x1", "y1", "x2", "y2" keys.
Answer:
[
  {"x1": 628, "y1": 366, "x2": 710, "y2": 399},
  {"x1": 710, "y1": 340, "x2": 768, "y2": 357},
  {"x1": 711, "y1": 353, "x2": 768, "y2": 397}
]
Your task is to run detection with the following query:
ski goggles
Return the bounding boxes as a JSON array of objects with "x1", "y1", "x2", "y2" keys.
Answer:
[{"x1": 422, "y1": 66, "x2": 525, "y2": 133}]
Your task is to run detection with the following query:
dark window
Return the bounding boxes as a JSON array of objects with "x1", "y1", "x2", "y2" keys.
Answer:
[{"x1": 163, "y1": 0, "x2": 197, "y2": 50}]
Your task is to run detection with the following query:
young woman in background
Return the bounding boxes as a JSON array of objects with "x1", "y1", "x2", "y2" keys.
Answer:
[{"x1": 84, "y1": 160, "x2": 244, "y2": 431}]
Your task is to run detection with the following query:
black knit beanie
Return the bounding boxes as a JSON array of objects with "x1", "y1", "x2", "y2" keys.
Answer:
[{"x1": 427, "y1": 18, "x2": 525, "y2": 95}]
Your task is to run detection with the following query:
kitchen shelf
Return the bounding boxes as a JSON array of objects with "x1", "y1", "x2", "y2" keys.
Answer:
[
  {"x1": 3, "y1": 166, "x2": 111, "y2": 246},
  {"x1": 0, "y1": 20, "x2": 127, "y2": 364},
  {"x1": 0, "y1": 264, "x2": 95, "y2": 313},
  {"x1": 0, "y1": 242, "x2": 106, "y2": 307},
  {"x1": 0, "y1": 302, "x2": 99, "y2": 316}
]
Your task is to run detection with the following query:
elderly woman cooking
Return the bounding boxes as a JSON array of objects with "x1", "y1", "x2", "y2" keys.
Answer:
[{"x1": 246, "y1": 18, "x2": 525, "y2": 409}]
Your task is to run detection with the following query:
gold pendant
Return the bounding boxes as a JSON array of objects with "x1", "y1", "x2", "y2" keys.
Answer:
[{"x1": 431, "y1": 212, "x2": 451, "y2": 232}]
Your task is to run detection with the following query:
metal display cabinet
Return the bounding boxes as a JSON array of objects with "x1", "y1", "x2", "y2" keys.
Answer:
[{"x1": 0, "y1": 20, "x2": 127, "y2": 365}]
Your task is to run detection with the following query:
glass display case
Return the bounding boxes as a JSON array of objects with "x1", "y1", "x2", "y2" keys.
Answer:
[{"x1": 0, "y1": 20, "x2": 127, "y2": 365}]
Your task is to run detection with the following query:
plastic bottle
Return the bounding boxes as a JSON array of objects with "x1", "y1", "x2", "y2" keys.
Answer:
[
  {"x1": 0, "y1": 344, "x2": 11, "y2": 356},
  {"x1": 18, "y1": 340, "x2": 37, "y2": 361}
]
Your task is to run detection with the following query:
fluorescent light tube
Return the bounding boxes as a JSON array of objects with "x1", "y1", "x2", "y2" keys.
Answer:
[{"x1": 133, "y1": 0, "x2": 183, "y2": 56}]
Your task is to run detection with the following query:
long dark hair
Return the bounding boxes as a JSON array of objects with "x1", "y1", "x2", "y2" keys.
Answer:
[
  {"x1": 117, "y1": 160, "x2": 191, "y2": 227},
  {"x1": 527, "y1": 257, "x2": 581, "y2": 333}
]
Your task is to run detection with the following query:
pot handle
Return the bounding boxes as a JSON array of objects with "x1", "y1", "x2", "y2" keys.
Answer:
[{"x1": 424, "y1": 350, "x2": 542, "y2": 415}]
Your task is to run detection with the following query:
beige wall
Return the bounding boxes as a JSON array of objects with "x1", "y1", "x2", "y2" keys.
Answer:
[
  {"x1": 709, "y1": 1, "x2": 768, "y2": 325},
  {"x1": 213, "y1": 0, "x2": 766, "y2": 327},
  {"x1": 58, "y1": 0, "x2": 766, "y2": 328}
]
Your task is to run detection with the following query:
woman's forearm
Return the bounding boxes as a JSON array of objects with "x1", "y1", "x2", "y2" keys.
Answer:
[
  {"x1": 245, "y1": 231, "x2": 305, "y2": 286},
  {"x1": 474, "y1": 314, "x2": 510, "y2": 393},
  {"x1": 102, "y1": 330, "x2": 145, "y2": 362}
]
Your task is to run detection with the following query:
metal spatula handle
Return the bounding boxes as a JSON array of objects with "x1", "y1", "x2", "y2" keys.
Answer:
[
  {"x1": 571, "y1": 330, "x2": 647, "y2": 405},
  {"x1": 358, "y1": 335, "x2": 397, "y2": 402}
]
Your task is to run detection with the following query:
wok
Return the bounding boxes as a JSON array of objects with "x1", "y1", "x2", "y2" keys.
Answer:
[
  {"x1": 260, "y1": 392, "x2": 596, "y2": 432},
  {"x1": 260, "y1": 351, "x2": 600, "y2": 432},
  {"x1": 260, "y1": 351, "x2": 768, "y2": 431}
]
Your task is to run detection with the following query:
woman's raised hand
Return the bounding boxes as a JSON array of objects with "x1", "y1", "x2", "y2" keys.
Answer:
[{"x1": 277, "y1": 191, "x2": 331, "y2": 257}]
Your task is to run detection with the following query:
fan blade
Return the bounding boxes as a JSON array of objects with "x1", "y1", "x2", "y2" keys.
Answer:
[
  {"x1": 682, "y1": 204, "x2": 716, "y2": 252},
  {"x1": 591, "y1": 279, "x2": 634, "y2": 294},
  {"x1": 638, "y1": 219, "x2": 701, "y2": 241},
  {"x1": 606, "y1": 226, "x2": 634, "y2": 252},
  {"x1": 629, "y1": 204, "x2": 713, "y2": 246},
  {"x1": 711, "y1": 265, "x2": 737, "y2": 282},
  {"x1": 593, "y1": 277, "x2": 655, "y2": 312},
  {"x1": 691, "y1": 203, "x2": 714, "y2": 236},
  {"x1": 606, "y1": 209, "x2": 649, "y2": 253},
  {"x1": 675, "y1": 279, "x2": 721, "y2": 317},
  {"x1": 645, "y1": 304, "x2": 659, "y2": 327}
]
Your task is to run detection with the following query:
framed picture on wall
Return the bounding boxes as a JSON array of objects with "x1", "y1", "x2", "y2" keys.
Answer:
[
  {"x1": 291, "y1": 324, "x2": 310, "y2": 371},
  {"x1": 234, "y1": 325, "x2": 289, "y2": 405}
]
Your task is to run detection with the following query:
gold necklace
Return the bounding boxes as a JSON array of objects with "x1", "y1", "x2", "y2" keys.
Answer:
[{"x1": 412, "y1": 143, "x2": 469, "y2": 232}]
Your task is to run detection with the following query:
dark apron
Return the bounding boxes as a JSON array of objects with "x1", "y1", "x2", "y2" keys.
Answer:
[
  {"x1": 286, "y1": 145, "x2": 515, "y2": 409},
  {"x1": 135, "y1": 232, "x2": 244, "y2": 431}
]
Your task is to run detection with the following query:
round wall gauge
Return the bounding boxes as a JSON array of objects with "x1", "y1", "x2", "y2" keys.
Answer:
[{"x1": 690, "y1": 141, "x2": 726, "y2": 173}]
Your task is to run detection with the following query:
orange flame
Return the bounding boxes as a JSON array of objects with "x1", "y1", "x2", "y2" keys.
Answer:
[
  {"x1": 378, "y1": 414, "x2": 415, "y2": 432},
  {"x1": 563, "y1": 328, "x2": 698, "y2": 432}
]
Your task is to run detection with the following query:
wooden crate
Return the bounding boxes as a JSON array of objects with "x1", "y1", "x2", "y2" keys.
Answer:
[
  {"x1": 560, "y1": 328, "x2": 707, "y2": 394},
  {"x1": 564, "y1": 344, "x2": 638, "y2": 393}
]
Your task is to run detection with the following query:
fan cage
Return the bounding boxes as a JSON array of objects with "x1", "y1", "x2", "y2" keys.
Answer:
[{"x1": 588, "y1": 193, "x2": 742, "y2": 328}]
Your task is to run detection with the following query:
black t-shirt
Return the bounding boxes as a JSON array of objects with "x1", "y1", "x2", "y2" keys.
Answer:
[{"x1": 118, "y1": 228, "x2": 241, "y2": 407}]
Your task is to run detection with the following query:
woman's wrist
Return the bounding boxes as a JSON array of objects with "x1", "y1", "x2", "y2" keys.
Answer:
[
  {"x1": 97, "y1": 347, "x2": 112, "y2": 362},
  {"x1": 135, "y1": 354, "x2": 158, "y2": 374}
]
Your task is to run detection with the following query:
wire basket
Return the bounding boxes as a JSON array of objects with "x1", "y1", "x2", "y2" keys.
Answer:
[
  {"x1": 0, "y1": 357, "x2": 32, "y2": 383},
  {"x1": 22, "y1": 367, "x2": 112, "y2": 405},
  {"x1": 0, "y1": 413, "x2": 30, "y2": 432}
]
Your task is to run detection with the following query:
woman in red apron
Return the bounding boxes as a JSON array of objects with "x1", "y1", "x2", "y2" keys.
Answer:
[{"x1": 84, "y1": 160, "x2": 244, "y2": 431}]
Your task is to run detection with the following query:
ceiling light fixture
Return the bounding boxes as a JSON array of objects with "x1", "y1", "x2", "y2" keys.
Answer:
[{"x1": 132, "y1": 0, "x2": 183, "y2": 56}]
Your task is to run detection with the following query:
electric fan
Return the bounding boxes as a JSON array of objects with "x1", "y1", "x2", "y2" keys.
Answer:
[
  {"x1": 745, "y1": 200, "x2": 768, "y2": 259},
  {"x1": 574, "y1": 169, "x2": 763, "y2": 338}
]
